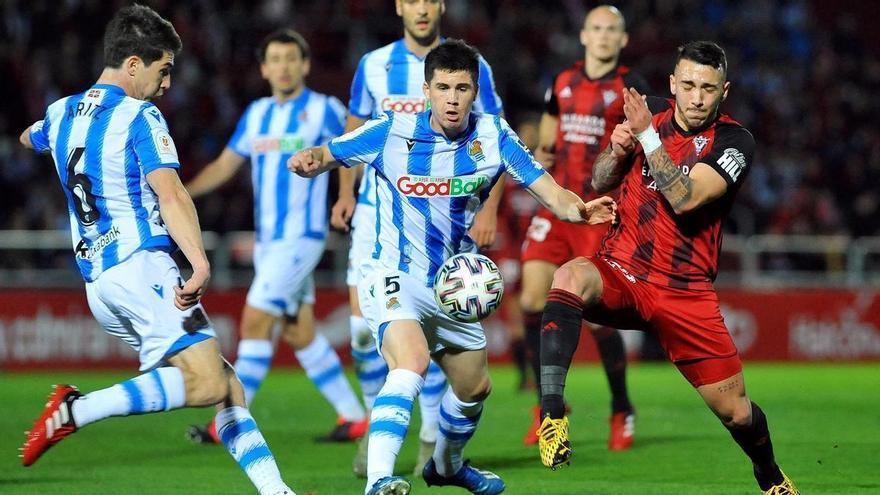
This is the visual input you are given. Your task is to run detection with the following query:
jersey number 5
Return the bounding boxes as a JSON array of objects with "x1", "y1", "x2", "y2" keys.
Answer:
[{"x1": 65, "y1": 147, "x2": 100, "y2": 226}]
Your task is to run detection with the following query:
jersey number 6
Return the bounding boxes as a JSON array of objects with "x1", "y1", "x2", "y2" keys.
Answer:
[{"x1": 65, "y1": 147, "x2": 100, "y2": 226}]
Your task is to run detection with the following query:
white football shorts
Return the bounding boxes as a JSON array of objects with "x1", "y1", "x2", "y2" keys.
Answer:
[
  {"x1": 246, "y1": 237, "x2": 324, "y2": 317},
  {"x1": 85, "y1": 249, "x2": 216, "y2": 371},
  {"x1": 357, "y1": 262, "x2": 486, "y2": 354},
  {"x1": 346, "y1": 202, "x2": 375, "y2": 287}
]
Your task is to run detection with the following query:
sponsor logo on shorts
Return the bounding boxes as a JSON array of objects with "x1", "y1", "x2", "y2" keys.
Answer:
[
  {"x1": 603, "y1": 258, "x2": 637, "y2": 284},
  {"x1": 396, "y1": 174, "x2": 488, "y2": 197},
  {"x1": 75, "y1": 225, "x2": 121, "y2": 260},
  {"x1": 380, "y1": 95, "x2": 427, "y2": 113}
]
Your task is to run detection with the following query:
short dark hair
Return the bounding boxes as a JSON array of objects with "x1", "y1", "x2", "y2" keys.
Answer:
[
  {"x1": 103, "y1": 4, "x2": 181, "y2": 68},
  {"x1": 257, "y1": 29, "x2": 310, "y2": 62},
  {"x1": 676, "y1": 41, "x2": 727, "y2": 77},
  {"x1": 424, "y1": 39, "x2": 480, "y2": 86}
]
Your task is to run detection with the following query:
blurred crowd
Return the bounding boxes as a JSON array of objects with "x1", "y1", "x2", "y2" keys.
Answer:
[{"x1": 2, "y1": 0, "x2": 878, "y2": 242}]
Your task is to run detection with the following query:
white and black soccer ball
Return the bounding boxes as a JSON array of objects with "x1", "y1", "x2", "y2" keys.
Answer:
[{"x1": 433, "y1": 253, "x2": 504, "y2": 323}]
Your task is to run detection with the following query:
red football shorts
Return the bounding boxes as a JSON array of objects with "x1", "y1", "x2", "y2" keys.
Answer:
[
  {"x1": 582, "y1": 255, "x2": 742, "y2": 387},
  {"x1": 521, "y1": 210, "x2": 609, "y2": 266}
]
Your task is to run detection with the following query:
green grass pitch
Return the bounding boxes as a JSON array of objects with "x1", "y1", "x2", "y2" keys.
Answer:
[{"x1": 1, "y1": 363, "x2": 877, "y2": 494}]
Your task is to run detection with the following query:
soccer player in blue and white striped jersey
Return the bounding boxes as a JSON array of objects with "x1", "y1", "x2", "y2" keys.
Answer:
[
  {"x1": 185, "y1": 29, "x2": 367, "y2": 445},
  {"x1": 332, "y1": 0, "x2": 505, "y2": 477},
  {"x1": 18, "y1": 6, "x2": 294, "y2": 495},
  {"x1": 289, "y1": 39, "x2": 617, "y2": 495}
]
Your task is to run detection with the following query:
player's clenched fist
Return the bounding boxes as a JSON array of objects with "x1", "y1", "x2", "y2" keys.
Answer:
[
  {"x1": 579, "y1": 196, "x2": 618, "y2": 225},
  {"x1": 610, "y1": 122, "x2": 636, "y2": 158},
  {"x1": 287, "y1": 147, "x2": 322, "y2": 176}
]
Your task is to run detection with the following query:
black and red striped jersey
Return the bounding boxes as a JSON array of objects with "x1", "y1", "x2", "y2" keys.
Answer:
[
  {"x1": 598, "y1": 97, "x2": 756, "y2": 290},
  {"x1": 545, "y1": 62, "x2": 649, "y2": 198}
]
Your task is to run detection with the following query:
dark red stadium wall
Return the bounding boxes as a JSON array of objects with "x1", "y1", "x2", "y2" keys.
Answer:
[{"x1": 1, "y1": 288, "x2": 879, "y2": 370}]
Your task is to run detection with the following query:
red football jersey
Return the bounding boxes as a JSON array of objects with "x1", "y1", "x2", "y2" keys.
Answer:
[
  {"x1": 546, "y1": 62, "x2": 649, "y2": 198},
  {"x1": 598, "y1": 98, "x2": 756, "y2": 290}
]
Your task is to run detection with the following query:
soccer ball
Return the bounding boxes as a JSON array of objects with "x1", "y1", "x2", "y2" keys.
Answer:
[{"x1": 433, "y1": 253, "x2": 504, "y2": 323}]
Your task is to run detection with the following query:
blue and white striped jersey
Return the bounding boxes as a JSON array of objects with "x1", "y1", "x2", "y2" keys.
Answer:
[
  {"x1": 328, "y1": 111, "x2": 546, "y2": 287},
  {"x1": 348, "y1": 39, "x2": 503, "y2": 207},
  {"x1": 227, "y1": 88, "x2": 346, "y2": 244},
  {"x1": 29, "y1": 84, "x2": 179, "y2": 282}
]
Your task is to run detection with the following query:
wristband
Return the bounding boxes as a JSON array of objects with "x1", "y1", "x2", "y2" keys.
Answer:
[{"x1": 636, "y1": 126, "x2": 662, "y2": 155}]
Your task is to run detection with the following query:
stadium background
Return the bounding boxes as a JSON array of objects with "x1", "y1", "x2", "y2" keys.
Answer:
[{"x1": 0, "y1": 2, "x2": 878, "y2": 493}]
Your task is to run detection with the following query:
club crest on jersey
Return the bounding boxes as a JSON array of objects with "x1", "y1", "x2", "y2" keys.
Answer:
[
  {"x1": 386, "y1": 296, "x2": 401, "y2": 310},
  {"x1": 603, "y1": 89, "x2": 617, "y2": 106},
  {"x1": 693, "y1": 136, "x2": 710, "y2": 155},
  {"x1": 468, "y1": 140, "x2": 485, "y2": 161},
  {"x1": 298, "y1": 110, "x2": 308, "y2": 121},
  {"x1": 396, "y1": 174, "x2": 488, "y2": 197}
]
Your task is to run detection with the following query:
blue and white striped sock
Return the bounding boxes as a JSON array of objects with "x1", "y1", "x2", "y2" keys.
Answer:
[
  {"x1": 366, "y1": 368, "x2": 423, "y2": 491},
  {"x1": 216, "y1": 406, "x2": 289, "y2": 495},
  {"x1": 434, "y1": 389, "x2": 483, "y2": 477},
  {"x1": 296, "y1": 333, "x2": 365, "y2": 421},
  {"x1": 350, "y1": 315, "x2": 387, "y2": 410},
  {"x1": 418, "y1": 360, "x2": 447, "y2": 443},
  {"x1": 70, "y1": 367, "x2": 186, "y2": 427},
  {"x1": 234, "y1": 339, "x2": 274, "y2": 405}
]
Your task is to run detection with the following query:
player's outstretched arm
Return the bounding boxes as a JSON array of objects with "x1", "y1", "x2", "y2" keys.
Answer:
[
  {"x1": 185, "y1": 148, "x2": 247, "y2": 199},
  {"x1": 330, "y1": 114, "x2": 369, "y2": 231},
  {"x1": 526, "y1": 174, "x2": 616, "y2": 225},
  {"x1": 19, "y1": 127, "x2": 35, "y2": 150},
  {"x1": 147, "y1": 168, "x2": 210, "y2": 310},
  {"x1": 287, "y1": 145, "x2": 341, "y2": 178},
  {"x1": 622, "y1": 87, "x2": 729, "y2": 214},
  {"x1": 592, "y1": 122, "x2": 636, "y2": 193}
]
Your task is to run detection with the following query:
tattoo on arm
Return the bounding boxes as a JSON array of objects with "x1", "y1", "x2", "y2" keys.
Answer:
[
  {"x1": 646, "y1": 147, "x2": 693, "y2": 210},
  {"x1": 592, "y1": 146, "x2": 627, "y2": 193}
]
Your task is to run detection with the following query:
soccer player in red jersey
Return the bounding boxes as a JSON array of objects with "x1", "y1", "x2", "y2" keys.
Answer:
[
  {"x1": 520, "y1": 5, "x2": 649, "y2": 450},
  {"x1": 536, "y1": 41, "x2": 800, "y2": 494}
]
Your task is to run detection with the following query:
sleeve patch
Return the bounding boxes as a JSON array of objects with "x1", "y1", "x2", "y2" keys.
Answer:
[
  {"x1": 152, "y1": 128, "x2": 179, "y2": 163},
  {"x1": 717, "y1": 147, "x2": 746, "y2": 182}
]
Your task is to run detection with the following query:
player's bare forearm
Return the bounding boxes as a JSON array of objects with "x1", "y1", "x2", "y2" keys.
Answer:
[
  {"x1": 526, "y1": 174, "x2": 586, "y2": 223},
  {"x1": 592, "y1": 146, "x2": 628, "y2": 193},
  {"x1": 19, "y1": 127, "x2": 34, "y2": 150},
  {"x1": 288, "y1": 145, "x2": 342, "y2": 177},
  {"x1": 186, "y1": 148, "x2": 245, "y2": 199},
  {"x1": 148, "y1": 169, "x2": 210, "y2": 273},
  {"x1": 646, "y1": 146, "x2": 693, "y2": 212}
]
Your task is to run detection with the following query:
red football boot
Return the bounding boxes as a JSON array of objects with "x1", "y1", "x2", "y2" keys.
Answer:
[
  {"x1": 608, "y1": 411, "x2": 635, "y2": 451},
  {"x1": 523, "y1": 405, "x2": 541, "y2": 446},
  {"x1": 21, "y1": 384, "x2": 82, "y2": 466},
  {"x1": 317, "y1": 416, "x2": 369, "y2": 442},
  {"x1": 186, "y1": 417, "x2": 221, "y2": 444}
]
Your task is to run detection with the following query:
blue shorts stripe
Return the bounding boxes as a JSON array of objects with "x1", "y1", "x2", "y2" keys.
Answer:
[
  {"x1": 439, "y1": 425, "x2": 476, "y2": 442},
  {"x1": 238, "y1": 444, "x2": 274, "y2": 469},
  {"x1": 377, "y1": 321, "x2": 389, "y2": 350},
  {"x1": 372, "y1": 395, "x2": 413, "y2": 411},
  {"x1": 370, "y1": 419, "x2": 408, "y2": 438},
  {"x1": 121, "y1": 380, "x2": 144, "y2": 413},
  {"x1": 149, "y1": 369, "x2": 167, "y2": 411},
  {"x1": 219, "y1": 418, "x2": 259, "y2": 446},
  {"x1": 310, "y1": 364, "x2": 344, "y2": 387},
  {"x1": 164, "y1": 332, "x2": 212, "y2": 359}
]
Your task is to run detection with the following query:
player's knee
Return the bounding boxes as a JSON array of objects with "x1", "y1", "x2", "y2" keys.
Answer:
[
  {"x1": 715, "y1": 397, "x2": 752, "y2": 428},
  {"x1": 452, "y1": 375, "x2": 492, "y2": 403},
  {"x1": 519, "y1": 289, "x2": 547, "y2": 313},
  {"x1": 187, "y1": 371, "x2": 230, "y2": 406},
  {"x1": 552, "y1": 258, "x2": 602, "y2": 303}
]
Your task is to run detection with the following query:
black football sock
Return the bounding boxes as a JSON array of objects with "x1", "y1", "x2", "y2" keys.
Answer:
[
  {"x1": 592, "y1": 326, "x2": 633, "y2": 414},
  {"x1": 509, "y1": 336, "x2": 529, "y2": 389},
  {"x1": 540, "y1": 289, "x2": 584, "y2": 419},
  {"x1": 726, "y1": 401, "x2": 784, "y2": 490},
  {"x1": 523, "y1": 311, "x2": 543, "y2": 401}
]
